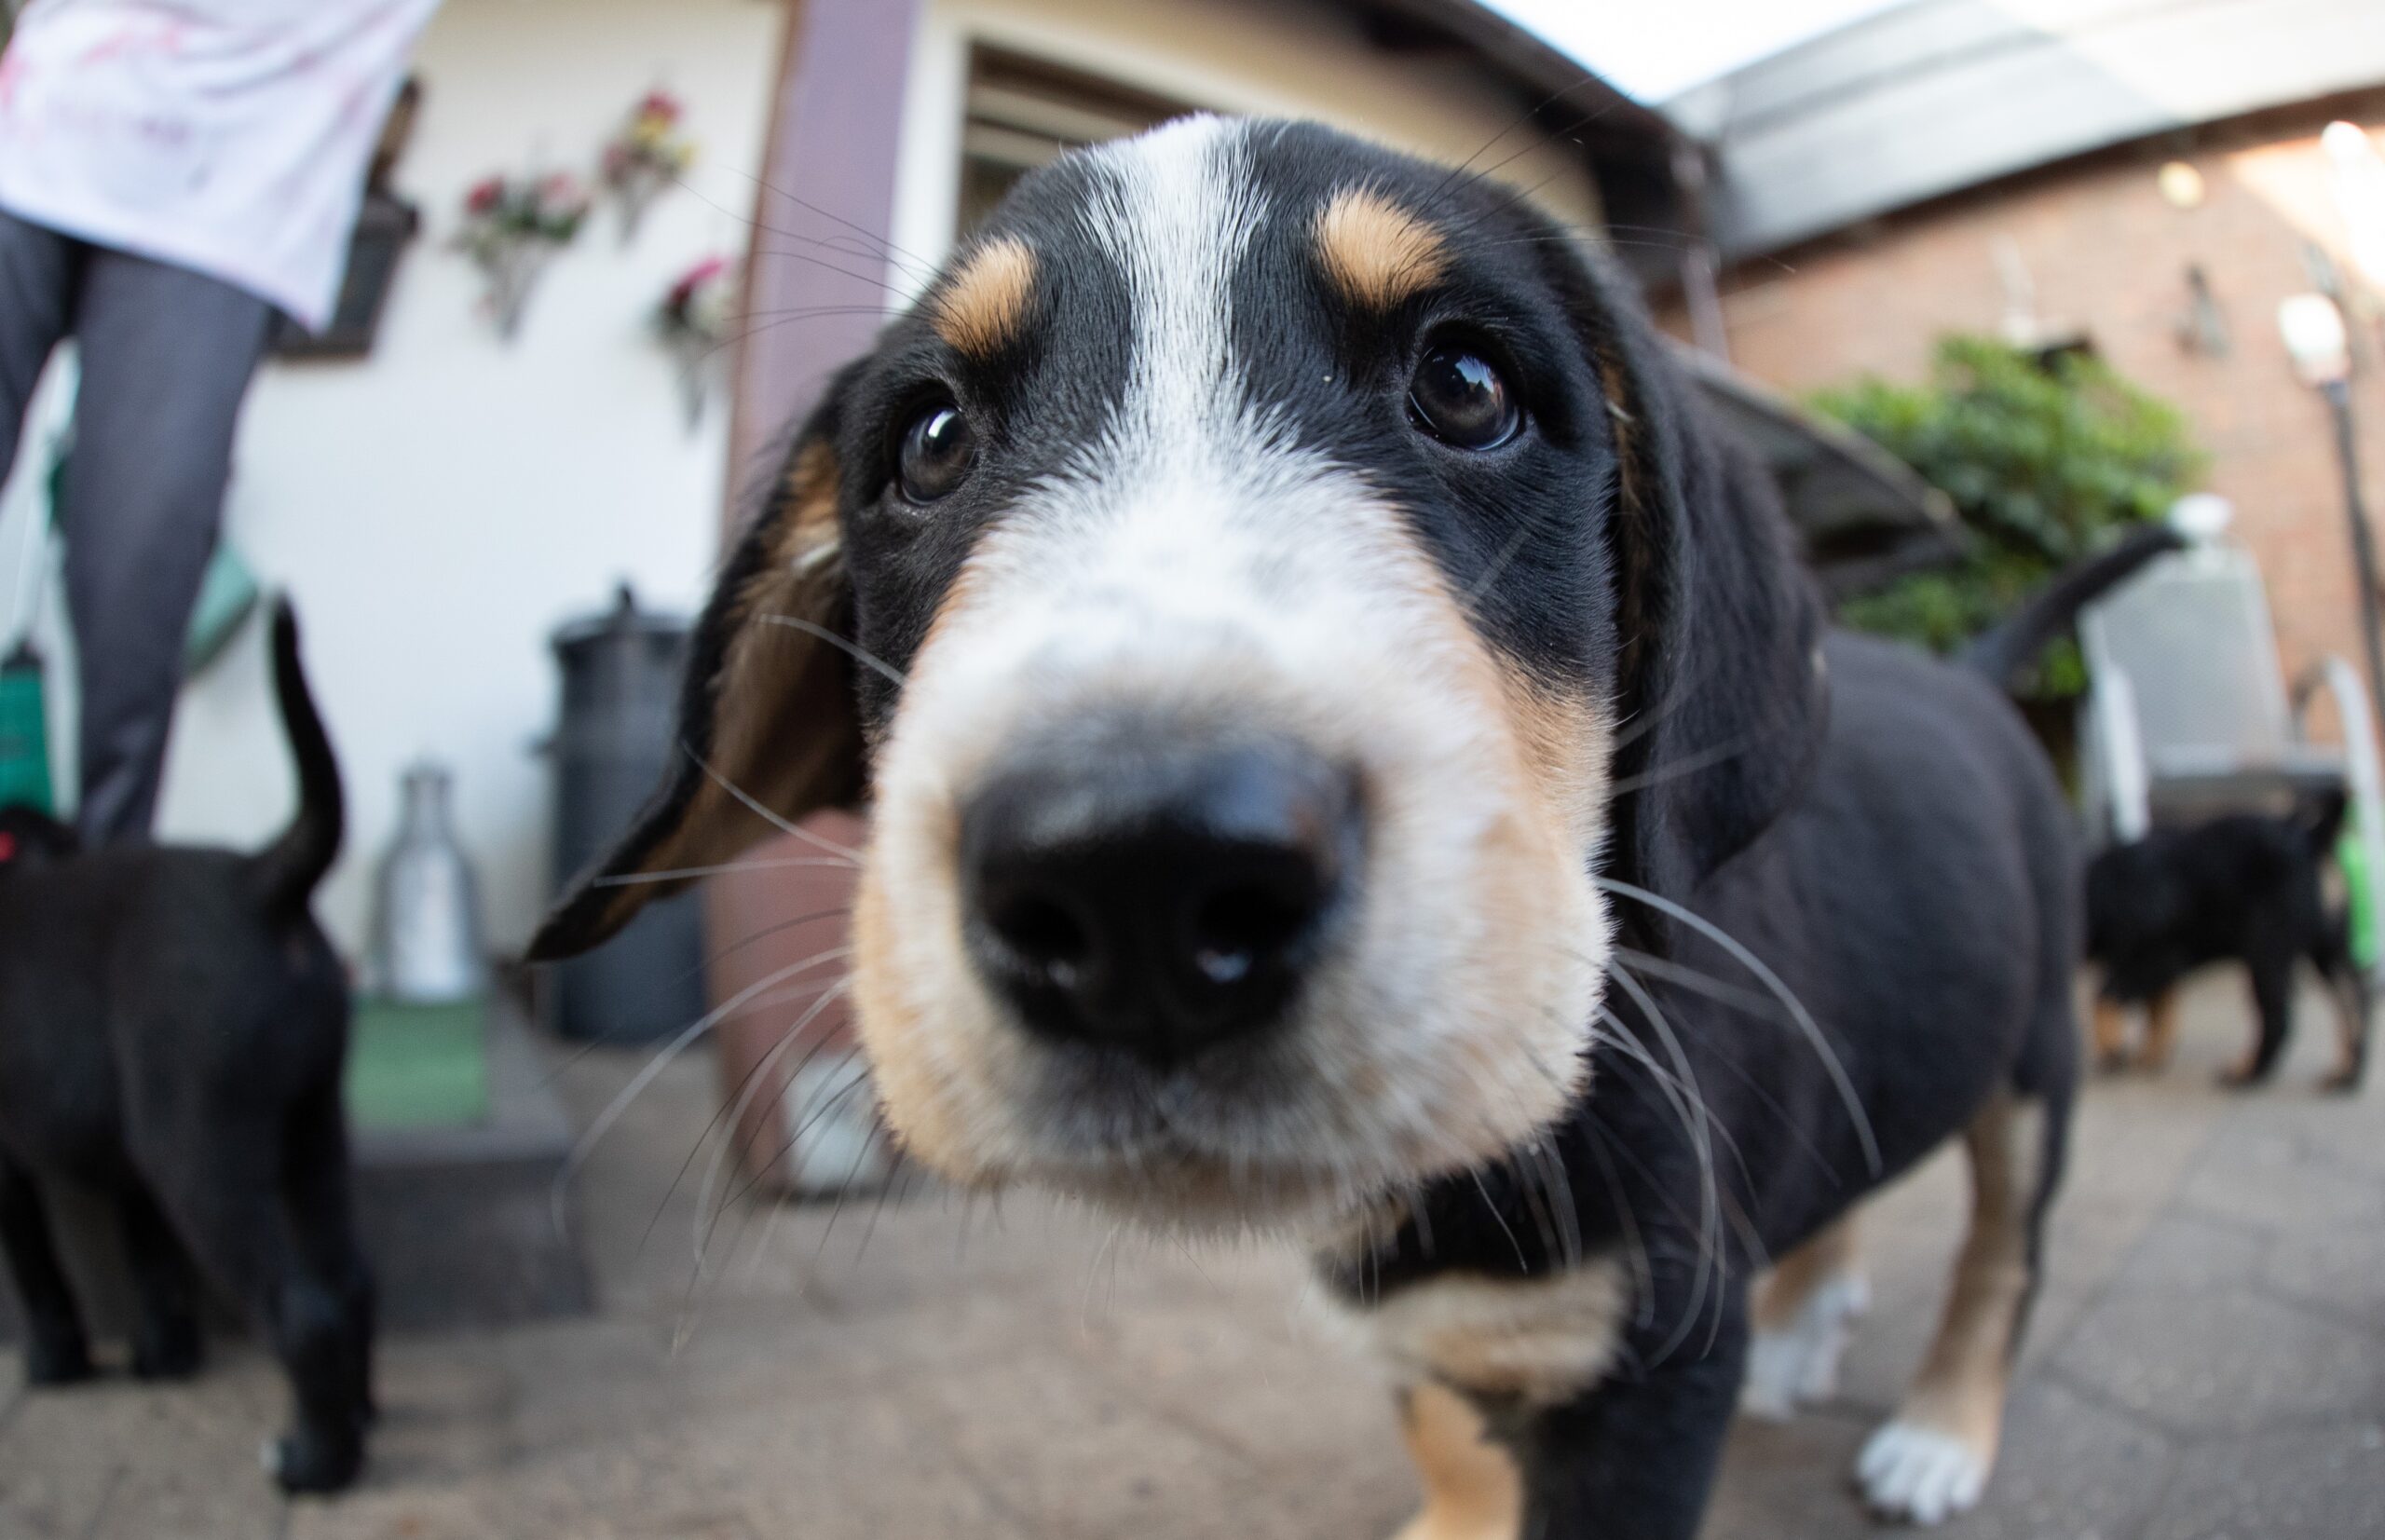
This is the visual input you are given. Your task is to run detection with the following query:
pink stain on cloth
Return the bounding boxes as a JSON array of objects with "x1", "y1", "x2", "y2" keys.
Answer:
[{"x1": 0, "y1": 0, "x2": 443, "y2": 332}]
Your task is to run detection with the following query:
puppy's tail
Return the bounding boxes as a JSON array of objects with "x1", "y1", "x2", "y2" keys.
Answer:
[
  {"x1": 250, "y1": 600, "x2": 345, "y2": 916},
  {"x1": 2305, "y1": 785, "x2": 2351, "y2": 856},
  {"x1": 1958, "y1": 522, "x2": 2186, "y2": 688}
]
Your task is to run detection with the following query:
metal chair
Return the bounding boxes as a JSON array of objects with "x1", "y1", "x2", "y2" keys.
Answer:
[{"x1": 2076, "y1": 497, "x2": 2385, "y2": 975}]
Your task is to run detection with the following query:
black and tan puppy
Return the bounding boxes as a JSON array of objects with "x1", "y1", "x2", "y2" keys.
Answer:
[
  {"x1": 0, "y1": 602, "x2": 372, "y2": 1492},
  {"x1": 537, "y1": 119, "x2": 2093, "y2": 1533},
  {"x1": 2088, "y1": 793, "x2": 2370, "y2": 1090}
]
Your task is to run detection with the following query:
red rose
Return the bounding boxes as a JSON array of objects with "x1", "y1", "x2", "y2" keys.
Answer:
[{"x1": 465, "y1": 176, "x2": 504, "y2": 215}]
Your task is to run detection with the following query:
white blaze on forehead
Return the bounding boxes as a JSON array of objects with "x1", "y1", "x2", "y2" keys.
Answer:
[{"x1": 1078, "y1": 115, "x2": 1269, "y2": 462}]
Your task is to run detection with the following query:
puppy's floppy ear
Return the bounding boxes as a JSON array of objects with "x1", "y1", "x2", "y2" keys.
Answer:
[
  {"x1": 528, "y1": 370, "x2": 867, "y2": 960},
  {"x1": 1562, "y1": 249, "x2": 1827, "y2": 901}
]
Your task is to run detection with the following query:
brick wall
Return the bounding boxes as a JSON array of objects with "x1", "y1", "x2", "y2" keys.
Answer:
[{"x1": 1673, "y1": 93, "x2": 2385, "y2": 734}]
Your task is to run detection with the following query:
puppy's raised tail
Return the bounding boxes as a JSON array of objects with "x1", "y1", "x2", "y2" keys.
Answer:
[
  {"x1": 250, "y1": 600, "x2": 345, "y2": 916},
  {"x1": 1958, "y1": 522, "x2": 2186, "y2": 688},
  {"x1": 2305, "y1": 785, "x2": 2352, "y2": 856}
]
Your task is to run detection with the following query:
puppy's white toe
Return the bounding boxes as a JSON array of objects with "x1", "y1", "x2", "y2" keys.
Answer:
[
  {"x1": 1741, "y1": 1272, "x2": 1868, "y2": 1419},
  {"x1": 1857, "y1": 1420, "x2": 1989, "y2": 1526},
  {"x1": 1739, "y1": 1340, "x2": 1802, "y2": 1420}
]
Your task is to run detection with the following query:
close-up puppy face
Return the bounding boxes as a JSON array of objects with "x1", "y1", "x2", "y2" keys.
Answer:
[
  {"x1": 844, "y1": 118, "x2": 1618, "y2": 1228},
  {"x1": 538, "y1": 116, "x2": 1820, "y2": 1233}
]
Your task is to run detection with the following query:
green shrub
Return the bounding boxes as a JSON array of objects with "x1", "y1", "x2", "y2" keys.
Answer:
[{"x1": 1814, "y1": 334, "x2": 2206, "y2": 696}]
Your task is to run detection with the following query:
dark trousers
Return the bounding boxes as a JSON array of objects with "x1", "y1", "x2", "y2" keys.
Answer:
[{"x1": 0, "y1": 208, "x2": 274, "y2": 845}]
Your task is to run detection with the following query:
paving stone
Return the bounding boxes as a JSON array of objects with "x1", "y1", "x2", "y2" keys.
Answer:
[
  {"x1": 1709, "y1": 1408, "x2": 1874, "y2": 1533},
  {"x1": 914, "y1": 1349, "x2": 1276, "y2": 1540},
  {"x1": 2104, "y1": 1212, "x2": 2266, "y2": 1296},
  {"x1": 2174, "y1": 1120, "x2": 2385, "y2": 1235},
  {"x1": 1939, "y1": 1380, "x2": 2175, "y2": 1540},
  {"x1": 2137, "y1": 1421, "x2": 2385, "y2": 1540},
  {"x1": 0, "y1": 1354, "x2": 287, "y2": 1540},
  {"x1": 2054, "y1": 1284, "x2": 2385, "y2": 1438},
  {"x1": 1714, "y1": 1377, "x2": 2173, "y2": 1538},
  {"x1": 1058, "y1": 1293, "x2": 1403, "y2": 1479},
  {"x1": 2260, "y1": 1218, "x2": 2385, "y2": 1327}
]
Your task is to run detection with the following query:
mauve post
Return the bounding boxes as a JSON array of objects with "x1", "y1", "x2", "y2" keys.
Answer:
[{"x1": 705, "y1": 0, "x2": 920, "y2": 1197}]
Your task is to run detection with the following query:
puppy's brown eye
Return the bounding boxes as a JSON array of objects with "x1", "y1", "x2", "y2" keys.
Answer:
[
  {"x1": 1408, "y1": 343, "x2": 1519, "y2": 450},
  {"x1": 896, "y1": 402, "x2": 976, "y2": 503}
]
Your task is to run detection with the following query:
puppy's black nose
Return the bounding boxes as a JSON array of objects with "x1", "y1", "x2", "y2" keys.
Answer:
[{"x1": 960, "y1": 732, "x2": 1360, "y2": 1065}]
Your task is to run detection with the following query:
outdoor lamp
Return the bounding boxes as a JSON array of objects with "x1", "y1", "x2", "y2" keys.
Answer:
[
  {"x1": 2169, "y1": 492, "x2": 2234, "y2": 544},
  {"x1": 2279, "y1": 292, "x2": 2351, "y2": 387}
]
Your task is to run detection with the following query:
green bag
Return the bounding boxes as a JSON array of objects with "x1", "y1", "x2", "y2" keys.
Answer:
[{"x1": 0, "y1": 643, "x2": 52, "y2": 815}]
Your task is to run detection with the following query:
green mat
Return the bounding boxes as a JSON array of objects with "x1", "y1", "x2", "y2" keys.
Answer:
[{"x1": 346, "y1": 999, "x2": 490, "y2": 1130}]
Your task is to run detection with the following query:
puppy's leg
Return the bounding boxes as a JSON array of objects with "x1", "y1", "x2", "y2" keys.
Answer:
[
  {"x1": 1516, "y1": 1296, "x2": 1751, "y2": 1540},
  {"x1": 118, "y1": 1182, "x2": 203, "y2": 1380},
  {"x1": 1858, "y1": 1093, "x2": 2047, "y2": 1525},
  {"x1": 1741, "y1": 1211, "x2": 1866, "y2": 1419},
  {"x1": 2324, "y1": 970, "x2": 2371, "y2": 1093},
  {"x1": 2133, "y1": 988, "x2": 2181, "y2": 1073},
  {"x1": 2223, "y1": 957, "x2": 2294, "y2": 1087},
  {"x1": 1391, "y1": 1382, "x2": 1520, "y2": 1540},
  {"x1": 146, "y1": 1138, "x2": 364, "y2": 1493},
  {"x1": 0, "y1": 1154, "x2": 91, "y2": 1384},
  {"x1": 2311, "y1": 923, "x2": 2370, "y2": 1093},
  {"x1": 2089, "y1": 995, "x2": 2133, "y2": 1073},
  {"x1": 280, "y1": 1083, "x2": 375, "y2": 1424}
]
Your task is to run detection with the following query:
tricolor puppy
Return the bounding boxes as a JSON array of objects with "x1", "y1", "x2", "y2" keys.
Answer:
[{"x1": 536, "y1": 118, "x2": 2082, "y2": 1535}]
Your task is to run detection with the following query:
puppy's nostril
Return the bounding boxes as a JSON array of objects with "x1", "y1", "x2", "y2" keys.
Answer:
[
  {"x1": 989, "y1": 894, "x2": 1091, "y2": 986},
  {"x1": 1192, "y1": 880, "x2": 1319, "y2": 986}
]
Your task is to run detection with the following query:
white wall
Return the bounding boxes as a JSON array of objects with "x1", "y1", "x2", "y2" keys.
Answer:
[{"x1": 0, "y1": 0, "x2": 788, "y2": 961}]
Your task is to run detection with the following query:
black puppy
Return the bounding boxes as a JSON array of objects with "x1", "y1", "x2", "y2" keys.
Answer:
[
  {"x1": 0, "y1": 601, "x2": 372, "y2": 1492},
  {"x1": 2087, "y1": 793, "x2": 2370, "y2": 1090},
  {"x1": 534, "y1": 119, "x2": 2153, "y2": 1532}
]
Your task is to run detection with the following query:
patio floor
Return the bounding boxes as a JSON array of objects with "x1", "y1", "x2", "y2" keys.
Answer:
[{"x1": 3, "y1": 973, "x2": 2381, "y2": 1539}]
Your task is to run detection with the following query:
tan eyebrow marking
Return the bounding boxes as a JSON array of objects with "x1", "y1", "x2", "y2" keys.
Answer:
[
  {"x1": 932, "y1": 236, "x2": 1037, "y2": 357},
  {"x1": 1314, "y1": 186, "x2": 1450, "y2": 309}
]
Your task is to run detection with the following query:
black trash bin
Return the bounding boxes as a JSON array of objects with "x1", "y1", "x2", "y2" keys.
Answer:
[{"x1": 545, "y1": 584, "x2": 703, "y2": 1043}]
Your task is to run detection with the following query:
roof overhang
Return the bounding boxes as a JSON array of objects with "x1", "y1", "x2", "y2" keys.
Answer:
[{"x1": 1674, "y1": 0, "x2": 2385, "y2": 259}]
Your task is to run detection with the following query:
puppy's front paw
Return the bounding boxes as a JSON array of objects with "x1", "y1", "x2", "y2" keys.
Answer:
[
  {"x1": 1857, "y1": 1420, "x2": 1990, "y2": 1526},
  {"x1": 1742, "y1": 1273, "x2": 1868, "y2": 1419},
  {"x1": 21, "y1": 1332, "x2": 93, "y2": 1386},
  {"x1": 264, "y1": 1425, "x2": 364, "y2": 1494},
  {"x1": 131, "y1": 1317, "x2": 203, "y2": 1380}
]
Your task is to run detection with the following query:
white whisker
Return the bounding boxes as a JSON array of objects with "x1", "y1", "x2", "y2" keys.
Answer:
[
  {"x1": 688, "y1": 751, "x2": 865, "y2": 864},
  {"x1": 756, "y1": 613, "x2": 908, "y2": 687},
  {"x1": 593, "y1": 854, "x2": 858, "y2": 887},
  {"x1": 551, "y1": 946, "x2": 853, "y2": 1239},
  {"x1": 690, "y1": 974, "x2": 856, "y2": 1274},
  {"x1": 1594, "y1": 876, "x2": 1883, "y2": 1177}
]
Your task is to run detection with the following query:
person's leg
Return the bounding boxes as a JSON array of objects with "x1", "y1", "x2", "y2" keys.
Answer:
[
  {"x1": 61, "y1": 246, "x2": 272, "y2": 844},
  {"x1": 0, "y1": 209, "x2": 79, "y2": 497}
]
